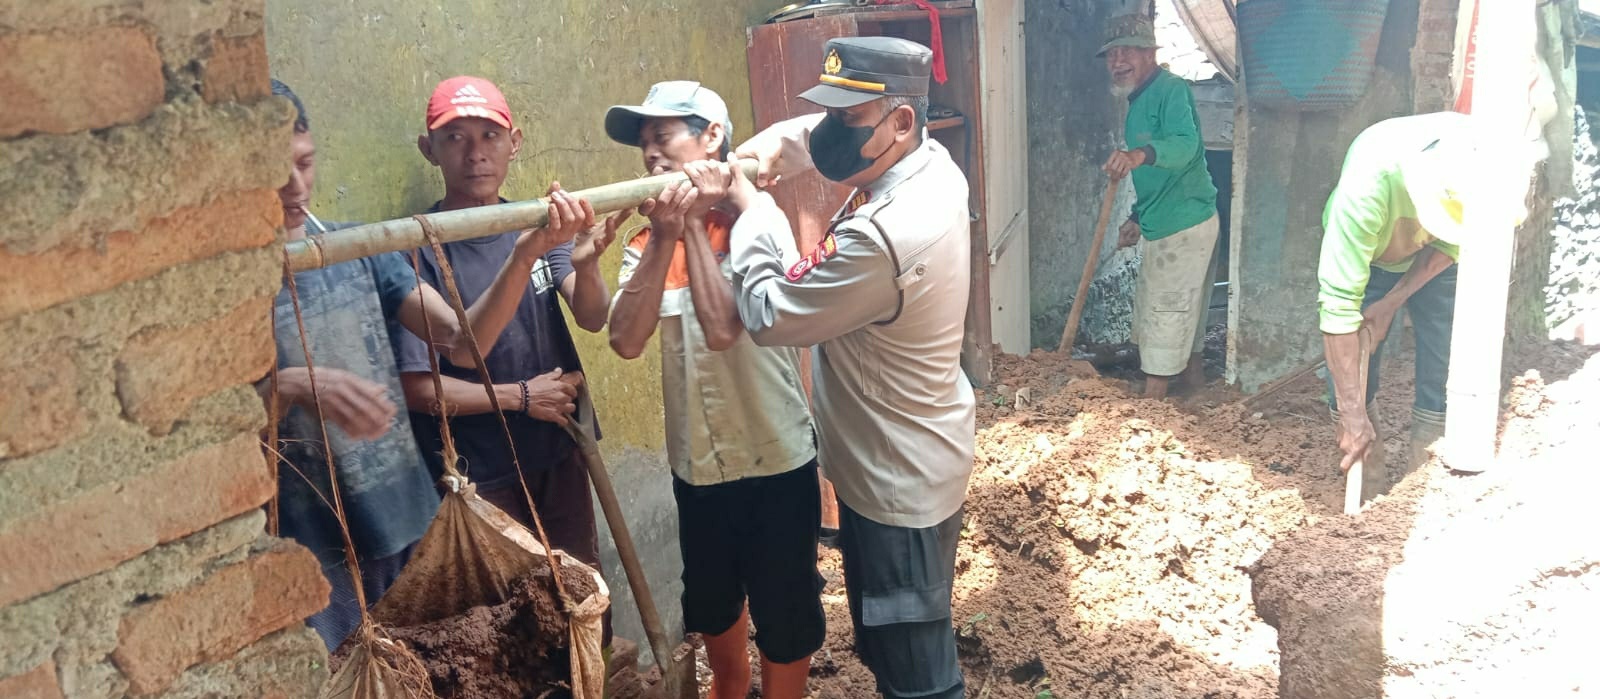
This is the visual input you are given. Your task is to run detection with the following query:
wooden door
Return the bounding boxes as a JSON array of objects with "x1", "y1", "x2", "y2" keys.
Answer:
[
  {"x1": 746, "y1": 17, "x2": 861, "y2": 253},
  {"x1": 978, "y1": 0, "x2": 1031, "y2": 353}
]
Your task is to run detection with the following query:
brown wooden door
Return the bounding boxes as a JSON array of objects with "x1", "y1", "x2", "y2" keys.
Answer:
[{"x1": 746, "y1": 16, "x2": 861, "y2": 255}]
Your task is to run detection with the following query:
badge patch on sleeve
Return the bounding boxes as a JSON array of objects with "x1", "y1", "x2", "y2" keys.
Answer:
[{"x1": 786, "y1": 232, "x2": 838, "y2": 281}]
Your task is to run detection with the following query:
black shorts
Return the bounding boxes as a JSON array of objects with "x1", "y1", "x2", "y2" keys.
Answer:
[{"x1": 673, "y1": 461, "x2": 825, "y2": 664}]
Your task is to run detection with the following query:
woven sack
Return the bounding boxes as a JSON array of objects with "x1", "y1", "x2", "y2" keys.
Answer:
[{"x1": 1239, "y1": 0, "x2": 1391, "y2": 110}]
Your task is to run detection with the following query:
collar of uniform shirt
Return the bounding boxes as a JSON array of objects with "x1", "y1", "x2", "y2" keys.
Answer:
[{"x1": 862, "y1": 134, "x2": 937, "y2": 196}]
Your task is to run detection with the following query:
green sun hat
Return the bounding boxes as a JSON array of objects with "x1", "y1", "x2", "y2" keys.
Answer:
[{"x1": 1097, "y1": 14, "x2": 1159, "y2": 57}]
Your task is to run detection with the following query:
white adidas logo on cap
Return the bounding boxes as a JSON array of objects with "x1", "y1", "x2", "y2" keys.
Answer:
[{"x1": 451, "y1": 83, "x2": 488, "y2": 106}]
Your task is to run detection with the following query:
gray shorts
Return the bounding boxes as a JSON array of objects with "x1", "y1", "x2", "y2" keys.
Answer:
[
  {"x1": 1133, "y1": 214, "x2": 1220, "y2": 376},
  {"x1": 837, "y1": 501, "x2": 965, "y2": 699}
]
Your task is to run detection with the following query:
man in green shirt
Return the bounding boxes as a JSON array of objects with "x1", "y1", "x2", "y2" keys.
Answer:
[
  {"x1": 1319, "y1": 112, "x2": 1473, "y2": 490},
  {"x1": 1099, "y1": 14, "x2": 1221, "y2": 399}
]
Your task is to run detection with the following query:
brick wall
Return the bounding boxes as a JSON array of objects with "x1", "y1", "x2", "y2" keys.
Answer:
[
  {"x1": 0, "y1": 1, "x2": 330, "y2": 696},
  {"x1": 1412, "y1": 0, "x2": 1462, "y2": 112}
]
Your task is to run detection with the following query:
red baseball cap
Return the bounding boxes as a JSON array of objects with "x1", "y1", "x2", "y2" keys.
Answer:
[{"x1": 425, "y1": 76, "x2": 514, "y2": 131}]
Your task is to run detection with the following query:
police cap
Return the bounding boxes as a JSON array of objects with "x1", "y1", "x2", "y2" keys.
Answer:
[{"x1": 799, "y1": 36, "x2": 932, "y2": 109}]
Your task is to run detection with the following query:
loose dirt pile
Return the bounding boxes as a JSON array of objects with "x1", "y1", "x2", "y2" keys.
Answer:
[
  {"x1": 797, "y1": 338, "x2": 1462, "y2": 698},
  {"x1": 337, "y1": 558, "x2": 598, "y2": 699},
  {"x1": 1253, "y1": 342, "x2": 1600, "y2": 699},
  {"x1": 700, "y1": 338, "x2": 1592, "y2": 699},
  {"x1": 800, "y1": 349, "x2": 1354, "y2": 699}
]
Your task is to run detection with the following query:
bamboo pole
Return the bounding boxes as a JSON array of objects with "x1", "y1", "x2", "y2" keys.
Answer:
[
  {"x1": 1443, "y1": 0, "x2": 1536, "y2": 473},
  {"x1": 285, "y1": 160, "x2": 761, "y2": 272}
]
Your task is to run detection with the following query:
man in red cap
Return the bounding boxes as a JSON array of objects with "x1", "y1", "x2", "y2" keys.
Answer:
[
  {"x1": 263, "y1": 79, "x2": 590, "y2": 650},
  {"x1": 394, "y1": 76, "x2": 623, "y2": 604}
]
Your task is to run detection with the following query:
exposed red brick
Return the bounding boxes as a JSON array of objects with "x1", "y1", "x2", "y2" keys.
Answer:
[
  {"x1": 200, "y1": 32, "x2": 270, "y2": 105},
  {"x1": 0, "y1": 662, "x2": 64, "y2": 699},
  {"x1": 0, "y1": 28, "x2": 164, "y2": 138},
  {"x1": 0, "y1": 189, "x2": 281, "y2": 321},
  {"x1": 0, "y1": 433, "x2": 275, "y2": 607},
  {"x1": 115, "y1": 297, "x2": 277, "y2": 435},
  {"x1": 113, "y1": 542, "x2": 328, "y2": 695},
  {"x1": 0, "y1": 355, "x2": 86, "y2": 460}
]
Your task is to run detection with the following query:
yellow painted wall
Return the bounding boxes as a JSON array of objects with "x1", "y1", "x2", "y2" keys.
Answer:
[{"x1": 266, "y1": 0, "x2": 791, "y2": 454}]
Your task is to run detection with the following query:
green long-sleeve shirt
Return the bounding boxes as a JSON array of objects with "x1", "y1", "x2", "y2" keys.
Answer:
[
  {"x1": 1317, "y1": 113, "x2": 1465, "y2": 335},
  {"x1": 1126, "y1": 69, "x2": 1218, "y2": 240}
]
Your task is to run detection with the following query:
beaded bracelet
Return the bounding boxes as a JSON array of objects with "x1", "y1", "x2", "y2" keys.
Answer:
[{"x1": 518, "y1": 379, "x2": 530, "y2": 413}]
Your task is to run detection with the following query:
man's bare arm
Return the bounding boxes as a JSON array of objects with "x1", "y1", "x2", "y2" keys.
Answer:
[
  {"x1": 561, "y1": 261, "x2": 611, "y2": 333},
  {"x1": 396, "y1": 186, "x2": 588, "y2": 366},
  {"x1": 680, "y1": 213, "x2": 744, "y2": 351},
  {"x1": 608, "y1": 234, "x2": 676, "y2": 359},
  {"x1": 1360, "y1": 247, "x2": 1454, "y2": 344}
]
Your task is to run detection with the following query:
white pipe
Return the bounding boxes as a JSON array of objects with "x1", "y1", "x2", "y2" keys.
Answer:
[{"x1": 1442, "y1": 0, "x2": 1537, "y2": 473}]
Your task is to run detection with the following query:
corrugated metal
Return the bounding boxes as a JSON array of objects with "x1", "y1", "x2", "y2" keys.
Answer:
[{"x1": 1170, "y1": 0, "x2": 1239, "y2": 81}]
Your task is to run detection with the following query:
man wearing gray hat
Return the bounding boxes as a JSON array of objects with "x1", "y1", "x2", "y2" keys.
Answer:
[
  {"x1": 605, "y1": 81, "x2": 823, "y2": 699},
  {"x1": 1099, "y1": 13, "x2": 1221, "y2": 399},
  {"x1": 727, "y1": 36, "x2": 973, "y2": 699}
]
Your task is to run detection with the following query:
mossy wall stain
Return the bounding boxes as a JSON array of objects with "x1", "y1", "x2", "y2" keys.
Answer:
[{"x1": 265, "y1": 0, "x2": 788, "y2": 454}]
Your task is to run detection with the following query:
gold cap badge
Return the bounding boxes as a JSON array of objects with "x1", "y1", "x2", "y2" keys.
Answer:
[{"x1": 824, "y1": 49, "x2": 843, "y2": 75}]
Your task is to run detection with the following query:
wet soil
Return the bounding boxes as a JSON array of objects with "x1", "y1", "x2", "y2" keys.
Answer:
[{"x1": 338, "y1": 558, "x2": 598, "y2": 699}]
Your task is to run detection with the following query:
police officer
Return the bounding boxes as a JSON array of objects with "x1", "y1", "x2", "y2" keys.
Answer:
[{"x1": 727, "y1": 36, "x2": 974, "y2": 699}]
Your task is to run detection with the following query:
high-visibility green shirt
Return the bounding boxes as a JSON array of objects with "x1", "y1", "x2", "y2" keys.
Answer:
[
  {"x1": 1126, "y1": 69, "x2": 1218, "y2": 240},
  {"x1": 1317, "y1": 113, "x2": 1464, "y2": 335}
]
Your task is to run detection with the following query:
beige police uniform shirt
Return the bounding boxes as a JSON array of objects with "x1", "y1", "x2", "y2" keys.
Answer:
[
  {"x1": 731, "y1": 118, "x2": 976, "y2": 528},
  {"x1": 617, "y1": 208, "x2": 816, "y2": 487}
]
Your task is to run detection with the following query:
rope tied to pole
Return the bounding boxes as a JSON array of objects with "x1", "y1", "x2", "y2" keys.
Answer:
[{"x1": 410, "y1": 213, "x2": 572, "y2": 607}]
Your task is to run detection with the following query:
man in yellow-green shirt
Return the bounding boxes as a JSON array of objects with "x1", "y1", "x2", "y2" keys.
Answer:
[{"x1": 1319, "y1": 112, "x2": 1473, "y2": 492}]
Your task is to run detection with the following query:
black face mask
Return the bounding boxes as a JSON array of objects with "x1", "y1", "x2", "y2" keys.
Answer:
[{"x1": 809, "y1": 108, "x2": 895, "y2": 183}]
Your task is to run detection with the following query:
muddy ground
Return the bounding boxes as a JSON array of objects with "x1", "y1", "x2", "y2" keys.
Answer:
[{"x1": 685, "y1": 331, "x2": 1596, "y2": 698}]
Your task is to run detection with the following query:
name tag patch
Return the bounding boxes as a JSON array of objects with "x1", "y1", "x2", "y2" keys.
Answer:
[{"x1": 786, "y1": 232, "x2": 838, "y2": 281}]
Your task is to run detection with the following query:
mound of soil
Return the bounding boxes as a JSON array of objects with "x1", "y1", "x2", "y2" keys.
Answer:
[
  {"x1": 1253, "y1": 342, "x2": 1600, "y2": 699},
  {"x1": 796, "y1": 341, "x2": 1423, "y2": 699},
  {"x1": 707, "y1": 338, "x2": 1593, "y2": 699},
  {"x1": 781, "y1": 349, "x2": 1335, "y2": 699},
  {"x1": 951, "y1": 361, "x2": 1312, "y2": 698}
]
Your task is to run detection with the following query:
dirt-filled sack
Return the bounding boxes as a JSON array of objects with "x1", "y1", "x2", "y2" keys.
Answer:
[{"x1": 368, "y1": 482, "x2": 608, "y2": 699}]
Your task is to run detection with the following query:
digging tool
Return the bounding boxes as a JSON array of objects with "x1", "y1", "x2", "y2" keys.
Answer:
[
  {"x1": 560, "y1": 386, "x2": 681, "y2": 694},
  {"x1": 1058, "y1": 179, "x2": 1121, "y2": 353},
  {"x1": 285, "y1": 160, "x2": 762, "y2": 273}
]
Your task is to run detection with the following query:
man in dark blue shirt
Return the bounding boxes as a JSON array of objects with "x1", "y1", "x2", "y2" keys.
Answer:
[
  {"x1": 394, "y1": 76, "x2": 621, "y2": 587},
  {"x1": 263, "y1": 80, "x2": 589, "y2": 650}
]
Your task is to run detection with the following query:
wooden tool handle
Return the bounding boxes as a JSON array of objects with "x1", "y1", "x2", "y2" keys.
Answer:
[
  {"x1": 285, "y1": 159, "x2": 762, "y2": 272},
  {"x1": 1058, "y1": 179, "x2": 1121, "y2": 353},
  {"x1": 1343, "y1": 459, "x2": 1364, "y2": 515},
  {"x1": 563, "y1": 390, "x2": 673, "y2": 673}
]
